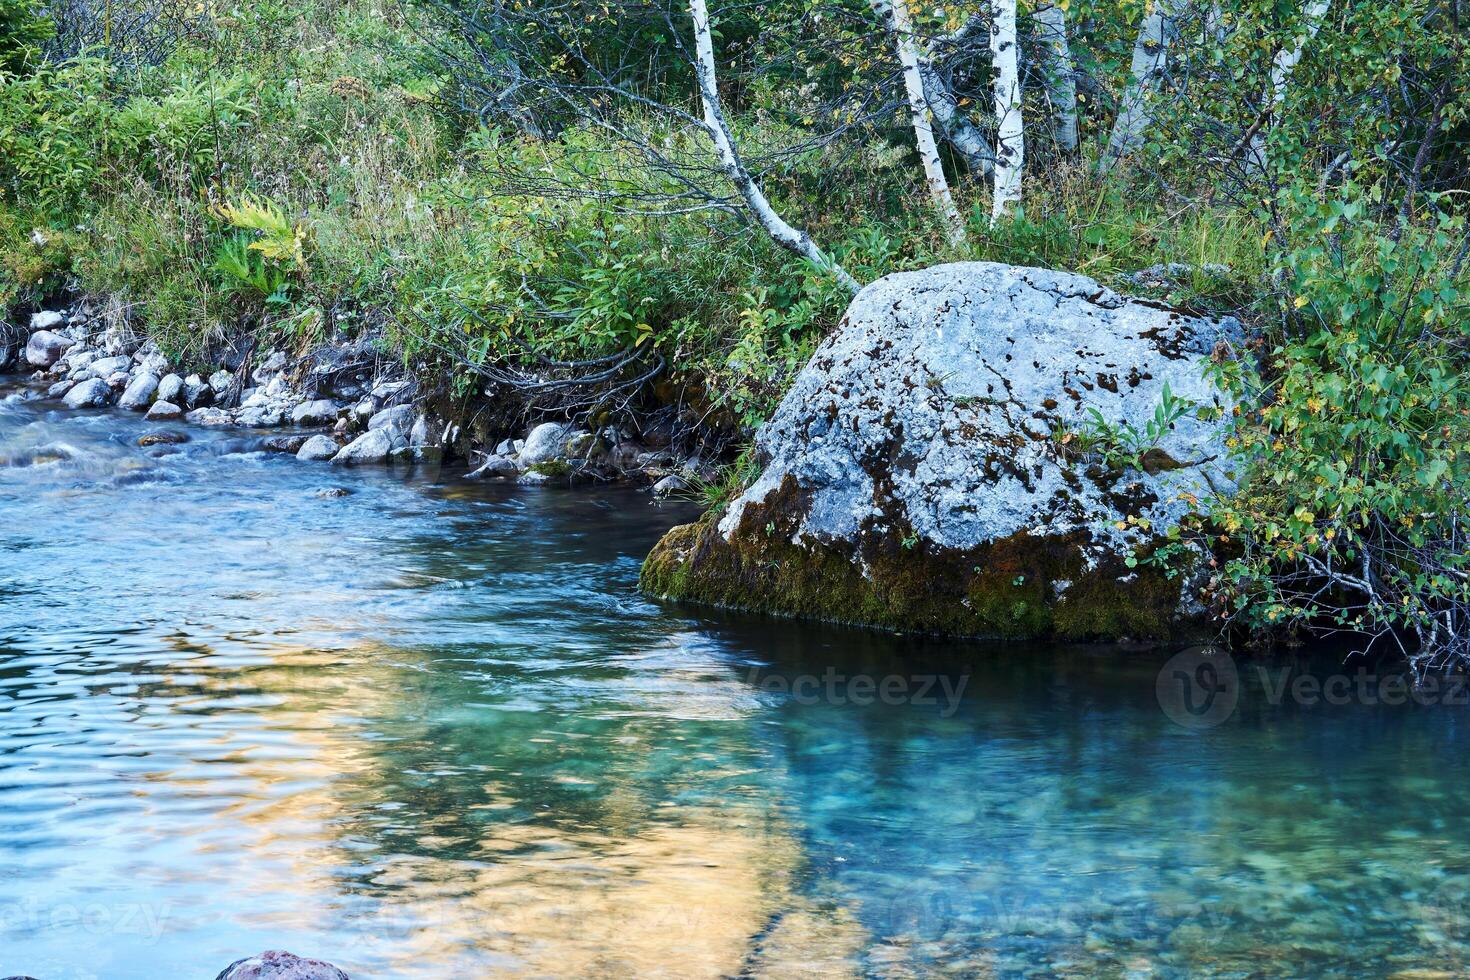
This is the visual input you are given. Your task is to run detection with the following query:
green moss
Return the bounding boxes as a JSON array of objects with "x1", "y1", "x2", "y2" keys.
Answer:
[
  {"x1": 640, "y1": 475, "x2": 1192, "y2": 643},
  {"x1": 527, "y1": 459, "x2": 574, "y2": 478}
]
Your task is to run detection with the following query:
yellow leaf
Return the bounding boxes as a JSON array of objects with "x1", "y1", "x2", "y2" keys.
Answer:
[{"x1": 1293, "y1": 295, "x2": 1309, "y2": 309}]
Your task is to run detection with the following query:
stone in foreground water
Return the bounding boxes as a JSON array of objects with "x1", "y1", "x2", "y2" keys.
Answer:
[{"x1": 214, "y1": 950, "x2": 351, "y2": 980}]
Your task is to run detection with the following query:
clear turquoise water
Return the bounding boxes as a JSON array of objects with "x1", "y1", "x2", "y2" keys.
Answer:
[{"x1": 4, "y1": 378, "x2": 1470, "y2": 978}]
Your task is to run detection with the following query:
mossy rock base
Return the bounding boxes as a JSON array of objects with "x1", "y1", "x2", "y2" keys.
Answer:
[{"x1": 641, "y1": 476, "x2": 1195, "y2": 643}]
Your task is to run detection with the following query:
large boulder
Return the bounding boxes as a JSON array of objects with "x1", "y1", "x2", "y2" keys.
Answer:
[
  {"x1": 641, "y1": 262, "x2": 1240, "y2": 642},
  {"x1": 25, "y1": 330, "x2": 75, "y2": 368}
]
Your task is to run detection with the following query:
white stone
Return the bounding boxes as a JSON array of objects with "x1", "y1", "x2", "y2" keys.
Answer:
[
  {"x1": 157, "y1": 373, "x2": 184, "y2": 404},
  {"x1": 146, "y1": 400, "x2": 184, "y2": 421},
  {"x1": 719, "y1": 262, "x2": 1239, "y2": 568},
  {"x1": 296, "y1": 434, "x2": 340, "y2": 461},
  {"x1": 118, "y1": 372, "x2": 159, "y2": 410},
  {"x1": 291, "y1": 399, "x2": 338, "y2": 426},
  {"x1": 29, "y1": 310, "x2": 64, "y2": 331},
  {"x1": 63, "y1": 378, "x2": 111, "y2": 408},
  {"x1": 518, "y1": 422, "x2": 568, "y2": 466},
  {"x1": 332, "y1": 427, "x2": 401, "y2": 464},
  {"x1": 24, "y1": 330, "x2": 75, "y2": 367}
]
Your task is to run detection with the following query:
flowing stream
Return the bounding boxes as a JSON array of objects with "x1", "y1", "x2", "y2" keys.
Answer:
[{"x1": 4, "y1": 377, "x2": 1470, "y2": 978}]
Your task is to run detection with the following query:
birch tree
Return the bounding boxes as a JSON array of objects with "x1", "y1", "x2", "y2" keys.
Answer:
[
  {"x1": 1033, "y1": 2, "x2": 1078, "y2": 152},
  {"x1": 917, "y1": 15, "x2": 996, "y2": 176},
  {"x1": 990, "y1": 0, "x2": 1023, "y2": 218},
  {"x1": 1246, "y1": 0, "x2": 1331, "y2": 173},
  {"x1": 690, "y1": 0, "x2": 861, "y2": 294},
  {"x1": 1102, "y1": 0, "x2": 1183, "y2": 171},
  {"x1": 874, "y1": 0, "x2": 966, "y2": 244}
]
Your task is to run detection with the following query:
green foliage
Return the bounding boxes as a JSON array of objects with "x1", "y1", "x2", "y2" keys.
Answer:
[
  {"x1": 1076, "y1": 382, "x2": 1199, "y2": 472},
  {"x1": 1204, "y1": 181, "x2": 1470, "y2": 654},
  {"x1": 0, "y1": 0, "x2": 50, "y2": 76}
]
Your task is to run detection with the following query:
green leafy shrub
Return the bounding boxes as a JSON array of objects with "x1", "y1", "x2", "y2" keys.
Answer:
[{"x1": 1206, "y1": 183, "x2": 1470, "y2": 665}]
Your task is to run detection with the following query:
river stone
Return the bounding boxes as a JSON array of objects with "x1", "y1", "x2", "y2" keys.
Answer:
[
  {"x1": 63, "y1": 378, "x2": 112, "y2": 408},
  {"x1": 186, "y1": 407, "x2": 234, "y2": 427},
  {"x1": 468, "y1": 454, "x2": 520, "y2": 479},
  {"x1": 181, "y1": 374, "x2": 211, "y2": 407},
  {"x1": 518, "y1": 422, "x2": 568, "y2": 466},
  {"x1": 236, "y1": 403, "x2": 287, "y2": 427},
  {"x1": 139, "y1": 431, "x2": 189, "y2": 446},
  {"x1": 214, "y1": 949, "x2": 351, "y2": 980},
  {"x1": 119, "y1": 372, "x2": 159, "y2": 410},
  {"x1": 291, "y1": 398, "x2": 338, "y2": 426},
  {"x1": 29, "y1": 310, "x2": 64, "y2": 331},
  {"x1": 332, "y1": 427, "x2": 400, "y2": 464},
  {"x1": 157, "y1": 373, "x2": 184, "y2": 404},
  {"x1": 209, "y1": 369, "x2": 234, "y2": 393},
  {"x1": 642, "y1": 261, "x2": 1240, "y2": 642},
  {"x1": 134, "y1": 349, "x2": 170, "y2": 377},
  {"x1": 297, "y1": 434, "x2": 340, "y2": 461},
  {"x1": 24, "y1": 330, "x2": 75, "y2": 367},
  {"x1": 86, "y1": 355, "x2": 131, "y2": 380},
  {"x1": 46, "y1": 379, "x2": 74, "y2": 399},
  {"x1": 366, "y1": 404, "x2": 415, "y2": 438},
  {"x1": 652, "y1": 474, "x2": 690, "y2": 498},
  {"x1": 146, "y1": 400, "x2": 183, "y2": 421}
]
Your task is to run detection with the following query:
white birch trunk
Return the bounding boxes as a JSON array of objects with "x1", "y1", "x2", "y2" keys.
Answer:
[
  {"x1": 1034, "y1": 2, "x2": 1078, "y2": 153},
  {"x1": 689, "y1": 0, "x2": 861, "y2": 295},
  {"x1": 1247, "y1": 0, "x2": 1331, "y2": 172},
  {"x1": 874, "y1": 0, "x2": 966, "y2": 244},
  {"x1": 920, "y1": 64, "x2": 995, "y2": 176},
  {"x1": 990, "y1": 0, "x2": 1023, "y2": 219},
  {"x1": 1102, "y1": 0, "x2": 1181, "y2": 171}
]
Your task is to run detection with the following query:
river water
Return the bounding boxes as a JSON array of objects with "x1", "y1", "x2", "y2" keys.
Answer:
[{"x1": 4, "y1": 377, "x2": 1470, "y2": 978}]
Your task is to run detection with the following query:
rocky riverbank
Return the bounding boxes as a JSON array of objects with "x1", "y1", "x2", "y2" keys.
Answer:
[{"x1": 4, "y1": 300, "x2": 714, "y2": 493}]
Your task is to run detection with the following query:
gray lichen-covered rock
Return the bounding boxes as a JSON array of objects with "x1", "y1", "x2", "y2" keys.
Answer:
[
  {"x1": 642, "y1": 262, "x2": 1239, "y2": 642},
  {"x1": 145, "y1": 400, "x2": 183, "y2": 421}
]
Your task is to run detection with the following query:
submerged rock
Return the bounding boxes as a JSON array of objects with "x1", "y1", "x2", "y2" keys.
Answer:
[
  {"x1": 642, "y1": 262, "x2": 1239, "y2": 642},
  {"x1": 139, "y1": 431, "x2": 189, "y2": 446},
  {"x1": 214, "y1": 950, "x2": 351, "y2": 980}
]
